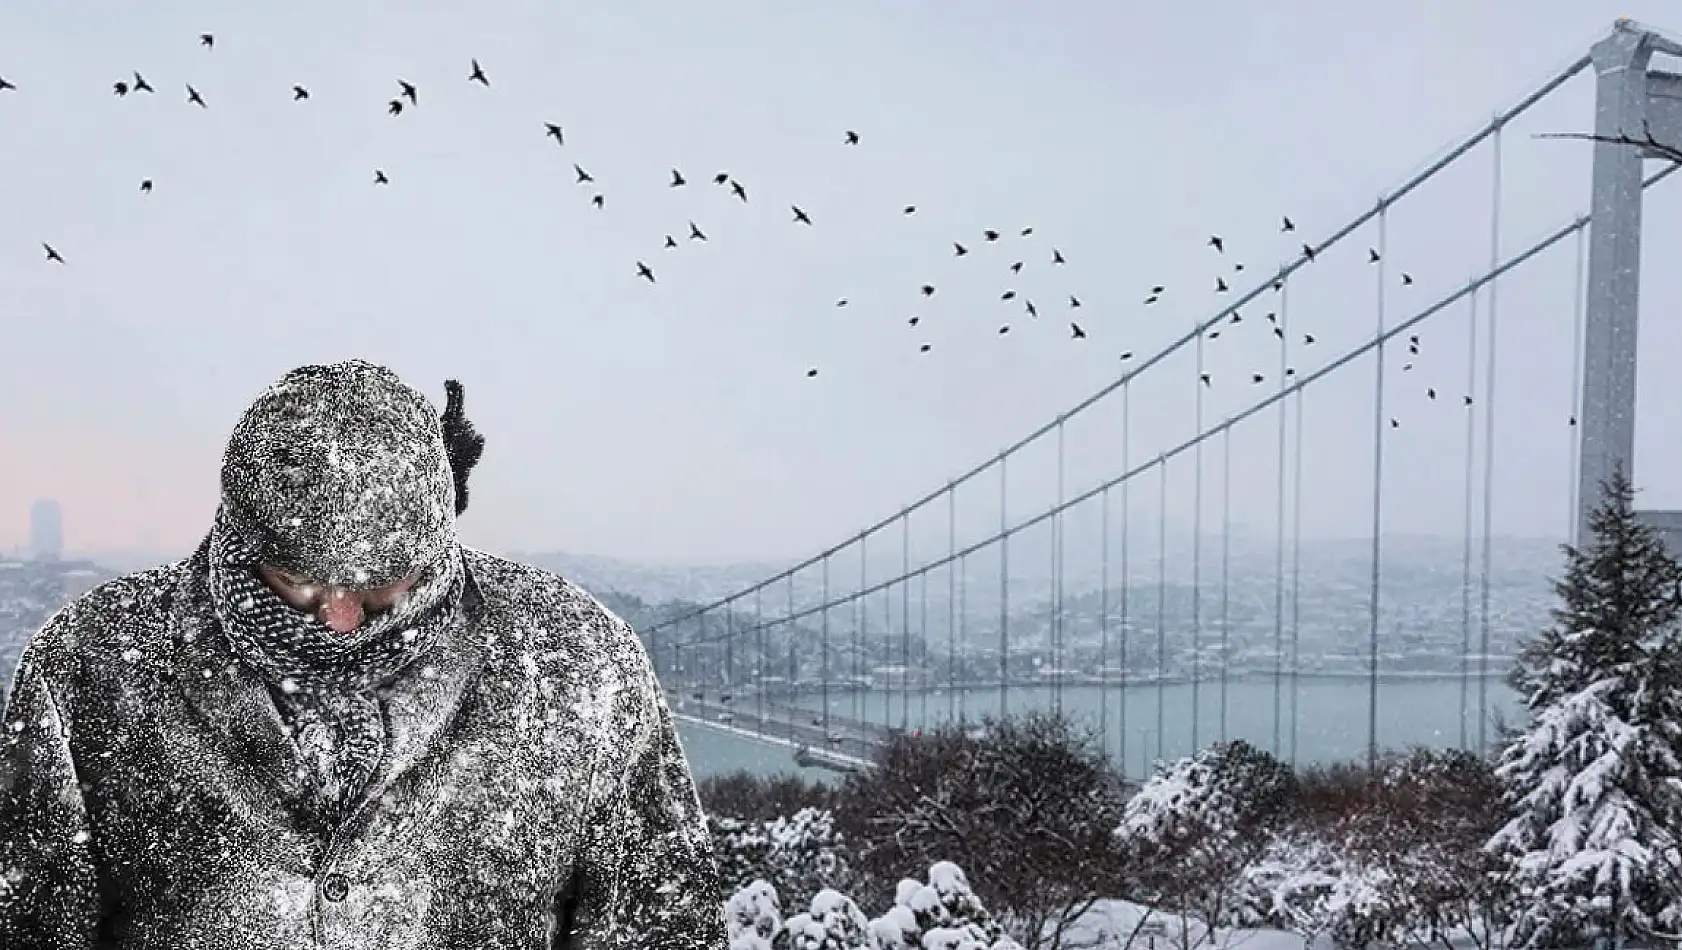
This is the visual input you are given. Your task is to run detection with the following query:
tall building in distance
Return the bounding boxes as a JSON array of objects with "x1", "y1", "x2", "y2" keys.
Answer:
[{"x1": 28, "y1": 499, "x2": 63, "y2": 562}]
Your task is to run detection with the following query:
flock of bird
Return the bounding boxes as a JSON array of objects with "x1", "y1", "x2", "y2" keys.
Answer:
[{"x1": 0, "y1": 32, "x2": 1538, "y2": 433}]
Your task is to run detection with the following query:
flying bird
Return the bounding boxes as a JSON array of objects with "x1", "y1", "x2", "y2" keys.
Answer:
[
  {"x1": 591, "y1": 194, "x2": 604, "y2": 209},
  {"x1": 714, "y1": 172, "x2": 729, "y2": 185},
  {"x1": 921, "y1": 284, "x2": 936, "y2": 297},
  {"x1": 1070, "y1": 295, "x2": 1081, "y2": 308},
  {"x1": 199, "y1": 33, "x2": 214, "y2": 49},
  {"x1": 636, "y1": 262, "x2": 655, "y2": 283},
  {"x1": 468, "y1": 59, "x2": 489, "y2": 86},
  {"x1": 398, "y1": 80, "x2": 417, "y2": 104},
  {"x1": 1052, "y1": 248, "x2": 1065, "y2": 265},
  {"x1": 1368, "y1": 248, "x2": 1381, "y2": 263},
  {"x1": 1281, "y1": 216, "x2": 1295, "y2": 232},
  {"x1": 113, "y1": 81, "x2": 129, "y2": 97},
  {"x1": 1302, "y1": 244, "x2": 1317, "y2": 262},
  {"x1": 1070, "y1": 323, "x2": 1086, "y2": 339},
  {"x1": 293, "y1": 85, "x2": 309, "y2": 100},
  {"x1": 373, "y1": 169, "x2": 388, "y2": 185},
  {"x1": 0, "y1": 76, "x2": 15, "y2": 91},
  {"x1": 1025, "y1": 300, "x2": 1038, "y2": 319},
  {"x1": 1215, "y1": 276, "x2": 1228, "y2": 292},
  {"x1": 954, "y1": 243, "x2": 969, "y2": 256},
  {"x1": 984, "y1": 230, "x2": 1000, "y2": 242},
  {"x1": 139, "y1": 179, "x2": 152, "y2": 193},
  {"x1": 730, "y1": 180, "x2": 747, "y2": 202},
  {"x1": 903, "y1": 205, "x2": 916, "y2": 215},
  {"x1": 132, "y1": 72, "x2": 153, "y2": 93},
  {"x1": 792, "y1": 206, "x2": 812, "y2": 225},
  {"x1": 574, "y1": 164, "x2": 594, "y2": 184},
  {"x1": 844, "y1": 130, "x2": 859, "y2": 145},
  {"x1": 664, "y1": 235, "x2": 677, "y2": 249},
  {"x1": 1020, "y1": 227, "x2": 1034, "y2": 237},
  {"x1": 1010, "y1": 261, "x2": 1023, "y2": 273},
  {"x1": 1402, "y1": 273, "x2": 1414, "y2": 285},
  {"x1": 388, "y1": 99, "x2": 403, "y2": 116},
  {"x1": 807, "y1": 368, "x2": 819, "y2": 378},
  {"x1": 1001, "y1": 290, "x2": 1016, "y2": 301},
  {"x1": 908, "y1": 316, "x2": 920, "y2": 327},
  {"x1": 920, "y1": 343, "x2": 932, "y2": 353},
  {"x1": 43, "y1": 243, "x2": 63, "y2": 263},
  {"x1": 1208, "y1": 235, "x2": 1224, "y2": 253},
  {"x1": 545, "y1": 123, "x2": 563, "y2": 144},
  {"x1": 688, "y1": 221, "x2": 707, "y2": 241},
  {"x1": 669, "y1": 169, "x2": 687, "y2": 187},
  {"x1": 186, "y1": 84, "x2": 205, "y2": 108}
]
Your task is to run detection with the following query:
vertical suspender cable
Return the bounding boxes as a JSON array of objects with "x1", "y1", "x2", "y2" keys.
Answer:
[
  {"x1": 919, "y1": 559, "x2": 930, "y2": 730},
  {"x1": 1156, "y1": 454, "x2": 1168, "y2": 764},
  {"x1": 1273, "y1": 271, "x2": 1290, "y2": 757},
  {"x1": 858, "y1": 536, "x2": 869, "y2": 726},
  {"x1": 1478, "y1": 125, "x2": 1505, "y2": 759},
  {"x1": 755, "y1": 588, "x2": 765, "y2": 737},
  {"x1": 1290, "y1": 385, "x2": 1306, "y2": 765},
  {"x1": 1568, "y1": 226, "x2": 1587, "y2": 546},
  {"x1": 821, "y1": 556, "x2": 831, "y2": 734},
  {"x1": 999, "y1": 454, "x2": 1011, "y2": 720},
  {"x1": 1192, "y1": 335, "x2": 1206, "y2": 754},
  {"x1": 1120, "y1": 383, "x2": 1132, "y2": 776},
  {"x1": 787, "y1": 575, "x2": 796, "y2": 743},
  {"x1": 901, "y1": 512, "x2": 911, "y2": 732},
  {"x1": 1459, "y1": 282, "x2": 1479, "y2": 751},
  {"x1": 1055, "y1": 417, "x2": 1067, "y2": 716},
  {"x1": 1220, "y1": 425, "x2": 1232, "y2": 745},
  {"x1": 1366, "y1": 198, "x2": 1389, "y2": 774},
  {"x1": 1101, "y1": 482, "x2": 1112, "y2": 759},
  {"x1": 948, "y1": 482, "x2": 958, "y2": 725}
]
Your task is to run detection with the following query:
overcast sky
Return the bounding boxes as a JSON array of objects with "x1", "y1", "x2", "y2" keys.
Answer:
[{"x1": 3, "y1": 0, "x2": 1682, "y2": 567}]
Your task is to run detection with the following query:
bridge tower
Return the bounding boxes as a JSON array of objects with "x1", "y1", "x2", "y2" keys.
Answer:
[{"x1": 1579, "y1": 19, "x2": 1682, "y2": 547}]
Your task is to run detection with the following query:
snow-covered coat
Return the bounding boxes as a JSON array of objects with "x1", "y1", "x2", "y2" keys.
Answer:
[{"x1": 0, "y1": 539, "x2": 725, "y2": 948}]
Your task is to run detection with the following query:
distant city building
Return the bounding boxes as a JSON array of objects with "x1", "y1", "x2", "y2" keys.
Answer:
[{"x1": 28, "y1": 500, "x2": 63, "y2": 563}]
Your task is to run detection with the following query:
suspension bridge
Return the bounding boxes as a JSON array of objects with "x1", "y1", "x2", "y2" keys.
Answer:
[{"x1": 649, "y1": 19, "x2": 1682, "y2": 780}]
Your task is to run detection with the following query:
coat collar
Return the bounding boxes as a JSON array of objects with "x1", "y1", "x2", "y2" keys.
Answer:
[{"x1": 164, "y1": 535, "x2": 492, "y2": 833}]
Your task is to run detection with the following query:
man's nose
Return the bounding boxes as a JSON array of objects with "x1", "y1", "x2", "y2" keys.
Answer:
[{"x1": 319, "y1": 588, "x2": 365, "y2": 633}]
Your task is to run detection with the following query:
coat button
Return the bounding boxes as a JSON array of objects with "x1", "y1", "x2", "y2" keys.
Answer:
[{"x1": 321, "y1": 872, "x2": 350, "y2": 902}]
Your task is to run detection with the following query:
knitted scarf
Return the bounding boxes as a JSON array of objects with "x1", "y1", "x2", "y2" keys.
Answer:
[
  {"x1": 203, "y1": 359, "x2": 486, "y2": 826},
  {"x1": 207, "y1": 503, "x2": 467, "y2": 823}
]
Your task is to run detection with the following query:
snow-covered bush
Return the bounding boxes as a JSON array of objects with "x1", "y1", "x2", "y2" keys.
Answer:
[
  {"x1": 725, "y1": 861, "x2": 1024, "y2": 950},
  {"x1": 713, "y1": 806, "x2": 853, "y2": 909},
  {"x1": 1115, "y1": 739, "x2": 1296, "y2": 940},
  {"x1": 833, "y1": 711, "x2": 1126, "y2": 948}
]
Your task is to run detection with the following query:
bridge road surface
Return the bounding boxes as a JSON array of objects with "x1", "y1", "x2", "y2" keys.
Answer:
[{"x1": 667, "y1": 691, "x2": 895, "y2": 769}]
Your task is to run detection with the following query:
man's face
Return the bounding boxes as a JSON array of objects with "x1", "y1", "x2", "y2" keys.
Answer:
[{"x1": 257, "y1": 567, "x2": 422, "y2": 635}]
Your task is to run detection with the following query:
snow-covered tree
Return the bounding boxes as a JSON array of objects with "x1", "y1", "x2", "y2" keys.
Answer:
[
  {"x1": 1116, "y1": 739, "x2": 1296, "y2": 945},
  {"x1": 834, "y1": 712, "x2": 1126, "y2": 948},
  {"x1": 1489, "y1": 465, "x2": 1682, "y2": 948},
  {"x1": 713, "y1": 807, "x2": 853, "y2": 908}
]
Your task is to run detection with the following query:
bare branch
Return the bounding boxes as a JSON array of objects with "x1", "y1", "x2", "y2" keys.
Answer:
[{"x1": 1534, "y1": 120, "x2": 1682, "y2": 164}]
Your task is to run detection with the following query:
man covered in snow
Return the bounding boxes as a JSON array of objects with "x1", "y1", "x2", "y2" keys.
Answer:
[{"x1": 0, "y1": 360, "x2": 724, "y2": 948}]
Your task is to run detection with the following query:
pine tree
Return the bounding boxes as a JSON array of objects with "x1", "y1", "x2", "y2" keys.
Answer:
[{"x1": 1488, "y1": 464, "x2": 1682, "y2": 948}]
